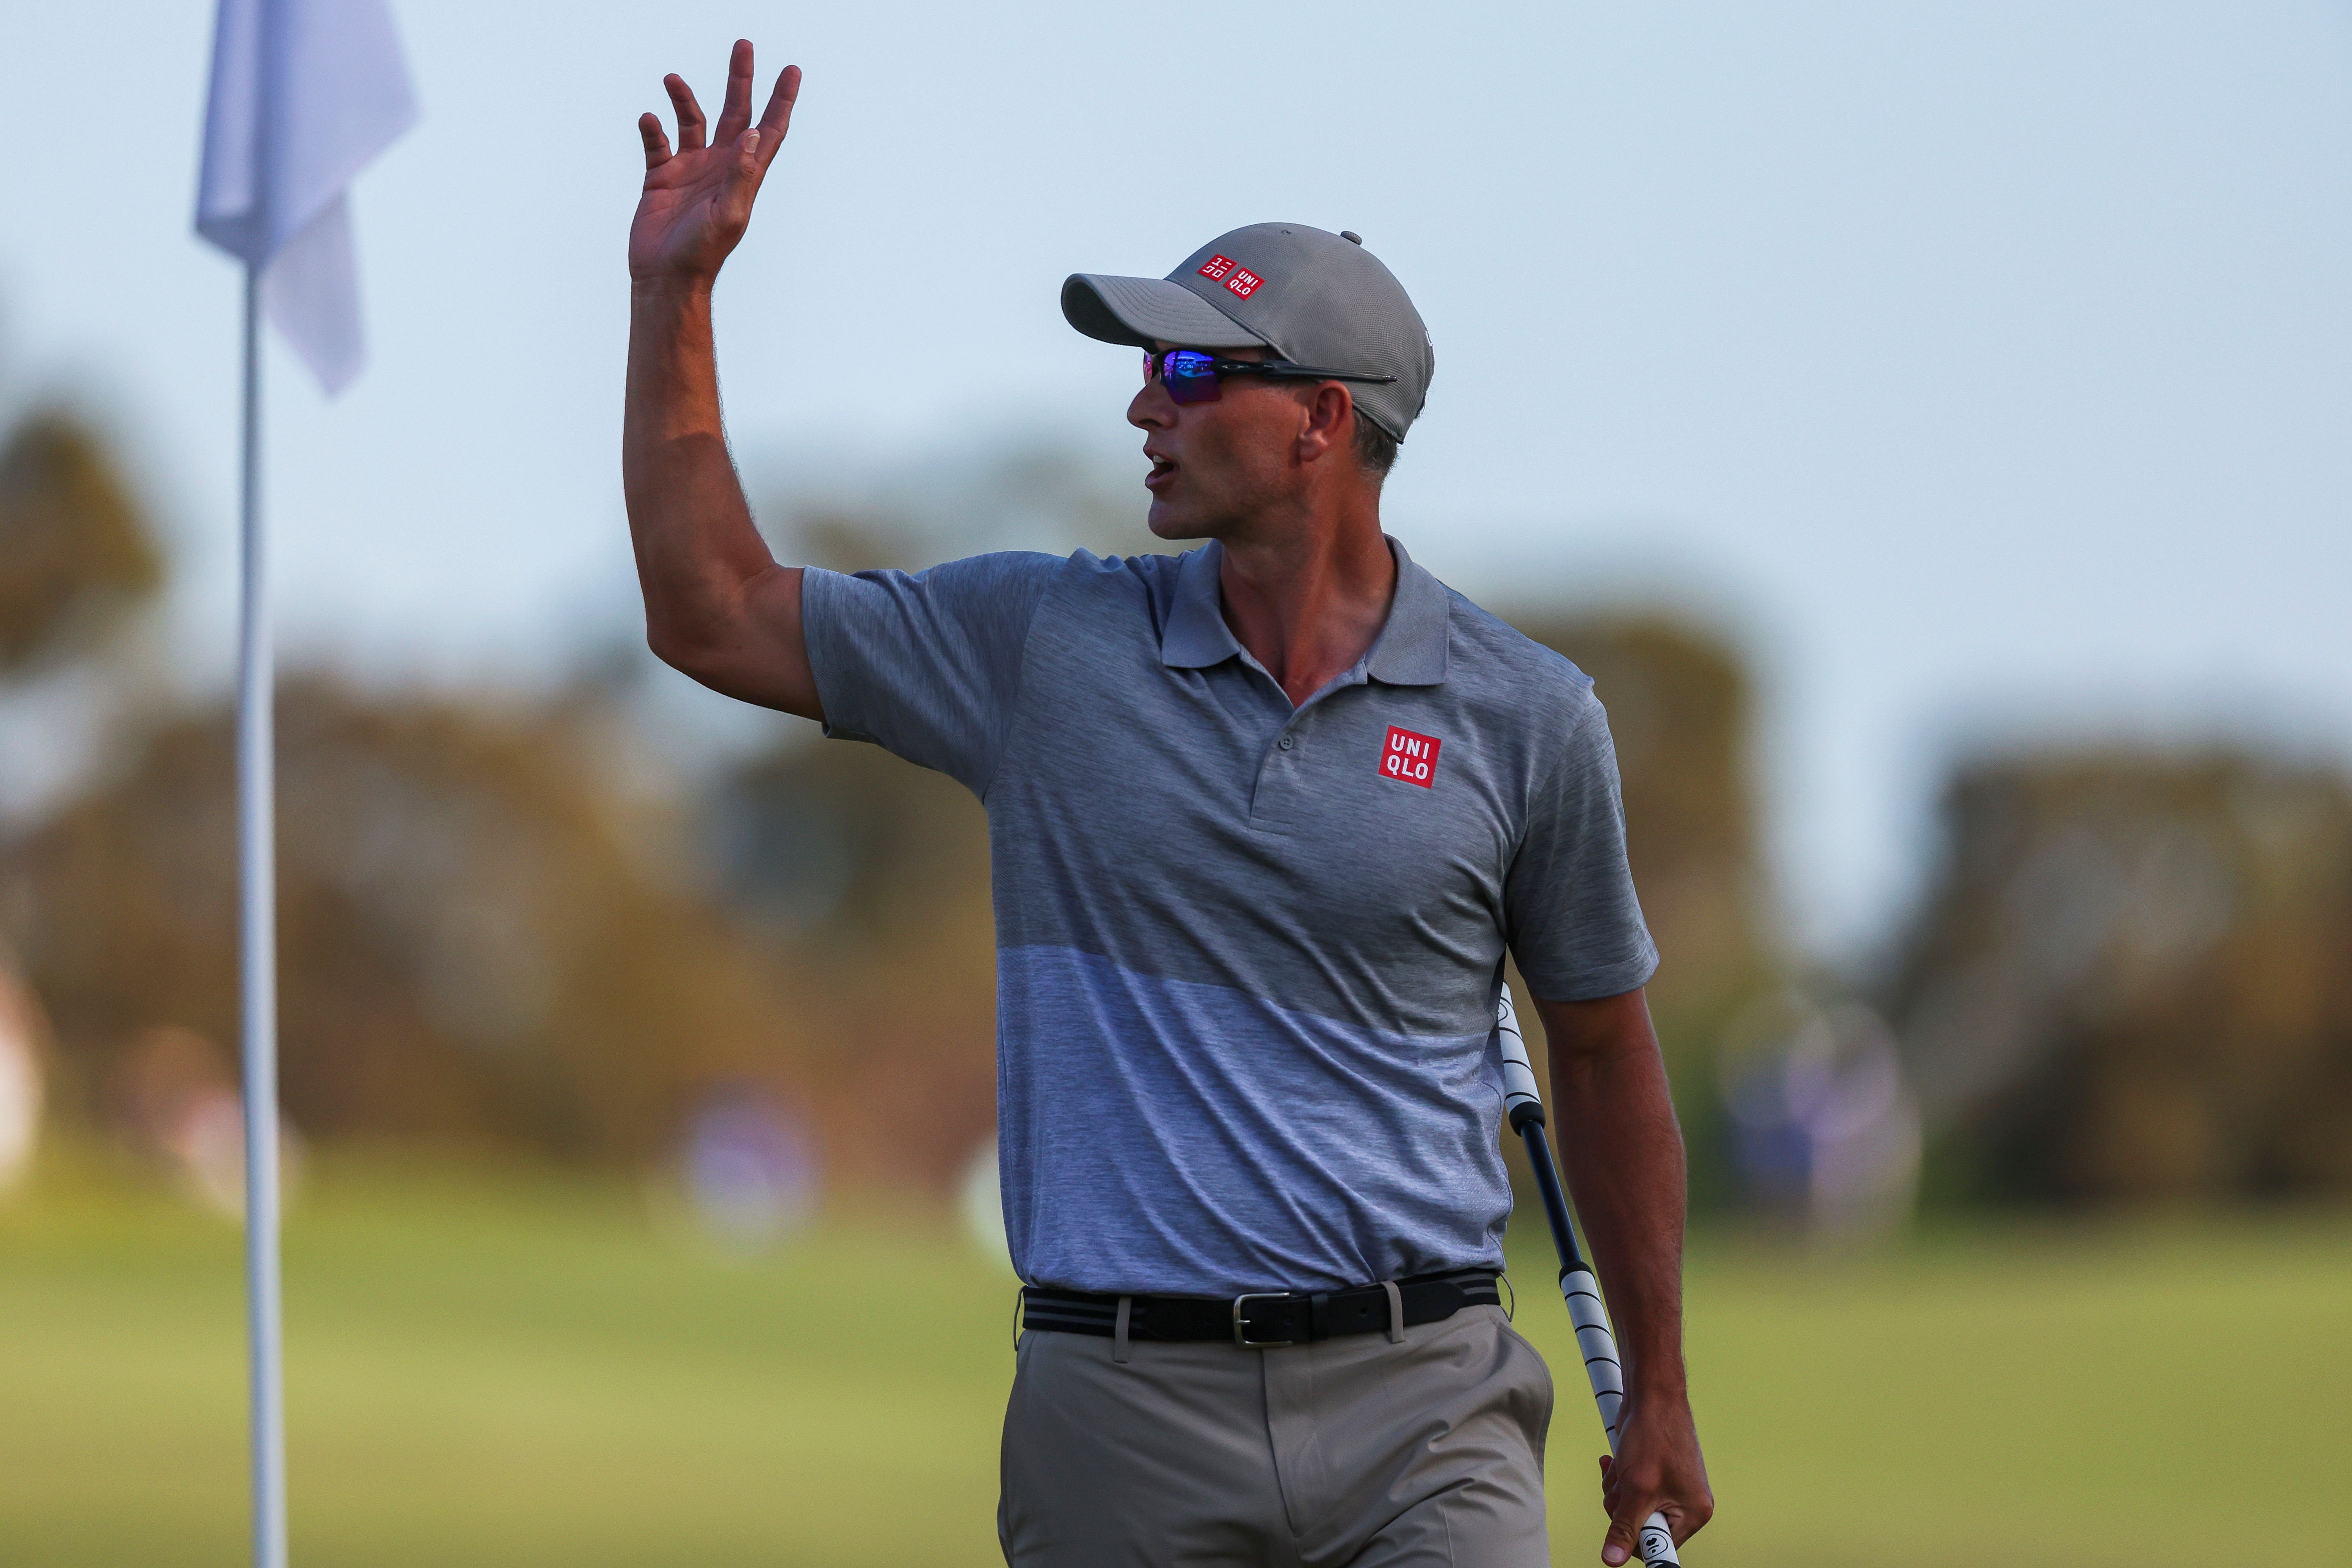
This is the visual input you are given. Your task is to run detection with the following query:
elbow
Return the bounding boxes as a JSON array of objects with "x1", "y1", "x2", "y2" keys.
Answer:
[
  {"x1": 644, "y1": 619, "x2": 717, "y2": 683},
  {"x1": 644, "y1": 618, "x2": 795, "y2": 715}
]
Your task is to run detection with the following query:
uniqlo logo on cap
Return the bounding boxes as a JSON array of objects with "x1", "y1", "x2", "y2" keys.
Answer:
[
  {"x1": 1225, "y1": 268, "x2": 1263, "y2": 299},
  {"x1": 1380, "y1": 726, "x2": 1442, "y2": 788},
  {"x1": 1198, "y1": 255, "x2": 1236, "y2": 281}
]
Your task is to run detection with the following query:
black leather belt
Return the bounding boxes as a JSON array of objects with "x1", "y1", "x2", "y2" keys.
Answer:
[{"x1": 1021, "y1": 1269, "x2": 1501, "y2": 1348}]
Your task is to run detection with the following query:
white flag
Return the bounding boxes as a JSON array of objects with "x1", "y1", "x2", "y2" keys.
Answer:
[{"x1": 195, "y1": 0, "x2": 418, "y2": 395}]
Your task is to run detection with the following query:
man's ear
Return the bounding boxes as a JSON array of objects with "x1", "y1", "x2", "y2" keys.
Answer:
[{"x1": 1294, "y1": 382, "x2": 1356, "y2": 464}]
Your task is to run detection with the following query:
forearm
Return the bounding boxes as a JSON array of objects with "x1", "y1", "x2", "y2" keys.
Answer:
[
  {"x1": 624, "y1": 278, "x2": 760, "y2": 630},
  {"x1": 1536, "y1": 989, "x2": 1688, "y2": 1401},
  {"x1": 622, "y1": 278, "x2": 816, "y2": 713}
]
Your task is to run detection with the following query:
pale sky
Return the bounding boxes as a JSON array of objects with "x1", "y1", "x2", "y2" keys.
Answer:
[{"x1": 3, "y1": 1, "x2": 2347, "y2": 957}]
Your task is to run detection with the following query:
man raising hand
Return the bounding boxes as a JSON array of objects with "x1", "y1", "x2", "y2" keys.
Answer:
[{"x1": 621, "y1": 41, "x2": 1713, "y2": 1568}]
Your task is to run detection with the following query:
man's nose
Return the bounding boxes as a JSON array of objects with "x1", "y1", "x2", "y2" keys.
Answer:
[{"x1": 1128, "y1": 384, "x2": 1173, "y2": 431}]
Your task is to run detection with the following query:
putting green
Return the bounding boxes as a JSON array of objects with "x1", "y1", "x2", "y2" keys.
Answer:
[{"x1": 1, "y1": 1152, "x2": 2344, "y2": 1566}]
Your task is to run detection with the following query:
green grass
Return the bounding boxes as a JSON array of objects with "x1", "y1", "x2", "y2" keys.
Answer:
[{"x1": 2, "y1": 1151, "x2": 2346, "y2": 1567}]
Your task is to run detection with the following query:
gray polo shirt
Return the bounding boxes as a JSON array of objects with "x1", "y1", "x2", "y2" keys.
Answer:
[{"x1": 801, "y1": 538, "x2": 1655, "y2": 1297}]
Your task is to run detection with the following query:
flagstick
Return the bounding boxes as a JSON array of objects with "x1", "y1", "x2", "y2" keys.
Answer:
[{"x1": 237, "y1": 262, "x2": 289, "y2": 1568}]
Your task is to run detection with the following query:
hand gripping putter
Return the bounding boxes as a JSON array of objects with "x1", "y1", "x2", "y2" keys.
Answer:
[{"x1": 1494, "y1": 991, "x2": 1680, "y2": 1567}]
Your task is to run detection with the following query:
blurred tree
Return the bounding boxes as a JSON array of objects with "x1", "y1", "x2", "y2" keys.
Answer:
[
  {"x1": 1503, "y1": 615, "x2": 1778, "y2": 1211},
  {"x1": 0, "y1": 410, "x2": 163, "y2": 675},
  {"x1": 722, "y1": 462, "x2": 1153, "y2": 1196},
  {"x1": 4, "y1": 675, "x2": 811, "y2": 1164},
  {"x1": 0, "y1": 402, "x2": 172, "y2": 1176},
  {"x1": 709, "y1": 741, "x2": 997, "y2": 1193},
  {"x1": 1887, "y1": 750, "x2": 2352, "y2": 1203}
]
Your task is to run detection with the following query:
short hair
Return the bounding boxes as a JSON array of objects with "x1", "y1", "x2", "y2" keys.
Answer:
[
  {"x1": 1287, "y1": 377, "x2": 1401, "y2": 481},
  {"x1": 1353, "y1": 413, "x2": 1399, "y2": 481}
]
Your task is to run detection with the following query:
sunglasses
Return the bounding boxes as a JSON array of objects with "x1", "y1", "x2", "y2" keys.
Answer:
[{"x1": 1143, "y1": 348, "x2": 1397, "y2": 407}]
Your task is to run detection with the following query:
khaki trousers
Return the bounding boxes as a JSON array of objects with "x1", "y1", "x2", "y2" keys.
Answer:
[{"x1": 999, "y1": 1303, "x2": 1553, "y2": 1568}]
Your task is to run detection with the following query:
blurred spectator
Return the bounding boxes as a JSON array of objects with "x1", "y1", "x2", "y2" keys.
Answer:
[
  {"x1": 0, "y1": 960, "x2": 46, "y2": 1192},
  {"x1": 105, "y1": 1024, "x2": 301, "y2": 1216},
  {"x1": 958, "y1": 1131, "x2": 1011, "y2": 1271},
  {"x1": 1719, "y1": 994, "x2": 1921, "y2": 1238},
  {"x1": 1887, "y1": 749, "x2": 2352, "y2": 1202},
  {"x1": 677, "y1": 1088, "x2": 817, "y2": 1250}
]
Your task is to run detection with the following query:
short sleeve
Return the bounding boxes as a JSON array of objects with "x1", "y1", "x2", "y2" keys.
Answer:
[
  {"x1": 1503, "y1": 695, "x2": 1660, "y2": 1001},
  {"x1": 798, "y1": 551, "x2": 1063, "y2": 795}
]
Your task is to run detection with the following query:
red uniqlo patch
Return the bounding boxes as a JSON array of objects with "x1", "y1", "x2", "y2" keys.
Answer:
[
  {"x1": 1198, "y1": 254, "x2": 1236, "y2": 281},
  {"x1": 1380, "y1": 726, "x2": 1442, "y2": 788},
  {"x1": 1225, "y1": 268, "x2": 1263, "y2": 299}
]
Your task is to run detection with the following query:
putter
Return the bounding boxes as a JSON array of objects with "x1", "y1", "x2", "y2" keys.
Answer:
[{"x1": 1495, "y1": 990, "x2": 1681, "y2": 1567}]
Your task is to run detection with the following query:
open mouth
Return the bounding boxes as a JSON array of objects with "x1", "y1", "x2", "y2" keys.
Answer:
[{"x1": 1145, "y1": 455, "x2": 1177, "y2": 491}]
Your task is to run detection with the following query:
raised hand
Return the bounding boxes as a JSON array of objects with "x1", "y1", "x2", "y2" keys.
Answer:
[{"x1": 630, "y1": 41, "x2": 800, "y2": 284}]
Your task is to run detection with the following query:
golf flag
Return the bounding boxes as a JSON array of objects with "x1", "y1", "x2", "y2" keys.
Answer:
[
  {"x1": 196, "y1": 0, "x2": 418, "y2": 394},
  {"x1": 194, "y1": 9, "x2": 415, "y2": 1564}
]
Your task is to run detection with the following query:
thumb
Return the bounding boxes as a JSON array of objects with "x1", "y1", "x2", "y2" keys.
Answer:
[
  {"x1": 1597, "y1": 1451, "x2": 1632, "y2": 1563},
  {"x1": 1603, "y1": 1492, "x2": 1664, "y2": 1566}
]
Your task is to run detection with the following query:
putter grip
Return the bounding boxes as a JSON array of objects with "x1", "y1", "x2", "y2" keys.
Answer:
[
  {"x1": 1493, "y1": 989, "x2": 1545, "y2": 1129},
  {"x1": 1561, "y1": 1266, "x2": 1680, "y2": 1568}
]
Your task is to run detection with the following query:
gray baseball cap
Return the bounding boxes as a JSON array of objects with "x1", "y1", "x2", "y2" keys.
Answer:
[{"x1": 1062, "y1": 223, "x2": 1434, "y2": 443}]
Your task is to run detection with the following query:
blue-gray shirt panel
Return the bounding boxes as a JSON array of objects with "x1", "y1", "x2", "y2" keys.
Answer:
[{"x1": 800, "y1": 541, "x2": 1656, "y2": 1294}]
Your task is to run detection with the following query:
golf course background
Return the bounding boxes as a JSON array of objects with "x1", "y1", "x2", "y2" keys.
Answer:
[
  {"x1": 4, "y1": 1148, "x2": 2345, "y2": 1568},
  {"x1": 7, "y1": 38, "x2": 2352, "y2": 1557}
]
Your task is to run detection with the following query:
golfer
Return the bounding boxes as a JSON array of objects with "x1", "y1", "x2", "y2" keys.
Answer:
[{"x1": 622, "y1": 44, "x2": 1713, "y2": 1568}]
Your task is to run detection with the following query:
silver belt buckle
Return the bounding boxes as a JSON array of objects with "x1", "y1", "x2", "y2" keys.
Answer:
[{"x1": 1232, "y1": 1292, "x2": 1297, "y2": 1348}]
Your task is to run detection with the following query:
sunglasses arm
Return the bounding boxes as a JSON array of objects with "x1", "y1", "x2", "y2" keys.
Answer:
[{"x1": 1228, "y1": 359, "x2": 1398, "y2": 386}]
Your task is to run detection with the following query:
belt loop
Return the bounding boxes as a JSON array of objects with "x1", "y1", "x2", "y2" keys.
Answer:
[
  {"x1": 1380, "y1": 1279, "x2": 1406, "y2": 1345},
  {"x1": 1112, "y1": 1295, "x2": 1132, "y2": 1364}
]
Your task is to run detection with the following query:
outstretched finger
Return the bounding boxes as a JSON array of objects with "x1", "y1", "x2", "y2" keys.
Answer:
[
  {"x1": 733, "y1": 129, "x2": 763, "y2": 187},
  {"x1": 638, "y1": 111, "x2": 673, "y2": 169},
  {"x1": 752, "y1": 64, "x2": 802, "y2": 170},
  {"x1": 713, "y1": 38, "x2": 757, "y2": 145},
  {"x1": 716, "y1": 126, "x2": 771, "y2": 229},
  {"x1": 664, "y1": 73, "x2": 708, "y2": 151}
]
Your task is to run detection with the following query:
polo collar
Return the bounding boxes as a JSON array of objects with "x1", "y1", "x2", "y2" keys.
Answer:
[
  {"x1": 1365, "y1": 538, "x2": 1452, "y2": 686},
  {"x1": 1159, "y1": 537, "x2": 1452, "y2": 687},
  {"x1": 1159, "y1": 540, "x2": 1244, "y2": 669}
]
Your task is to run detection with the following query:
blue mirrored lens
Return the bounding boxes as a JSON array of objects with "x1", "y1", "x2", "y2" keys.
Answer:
[{"x1": 1164, "y1": 350, "x2": 1221, "y2": 405}]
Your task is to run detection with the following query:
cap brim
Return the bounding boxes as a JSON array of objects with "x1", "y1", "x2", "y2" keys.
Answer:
[{"x1": 1062, "y1": 273, "x2": 1269, "y2": 350}]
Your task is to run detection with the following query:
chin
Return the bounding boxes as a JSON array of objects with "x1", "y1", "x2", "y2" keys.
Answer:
[{"x1": 1144, "y1": 503, "x2": 1207, "y2": 543}]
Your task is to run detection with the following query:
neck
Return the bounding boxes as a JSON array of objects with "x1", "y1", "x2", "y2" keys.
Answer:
[{"x1": 1215, "y1": 494, "x2": 1397, "y2": 709}]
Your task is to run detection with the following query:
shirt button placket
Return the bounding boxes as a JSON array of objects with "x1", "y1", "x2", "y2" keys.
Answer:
[{"x1": 1249, "y1": 727, "x2": 1299, "y2": 831}]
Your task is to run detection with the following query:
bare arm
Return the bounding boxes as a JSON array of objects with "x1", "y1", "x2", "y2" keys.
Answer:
[
  {"x1": 622, "y1": 41, "x2": 821, "y2": 719},
  {"x1": 1531, "y1": 986, "x2": 1713, "y2": 1564}
]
